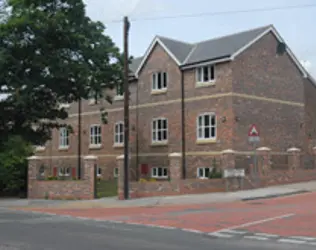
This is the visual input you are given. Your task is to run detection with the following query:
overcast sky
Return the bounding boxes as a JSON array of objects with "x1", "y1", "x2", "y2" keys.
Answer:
[{"x1": 83, "y1": 0, "x2": 316, "y2": 77}]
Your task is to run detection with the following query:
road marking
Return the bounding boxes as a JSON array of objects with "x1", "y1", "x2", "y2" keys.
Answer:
[
  {"x1": 224, "y1": 229, "x2": 248, "y2": 235},
  {"x1": 289, "y1": 236, "x2": 316, "y2": 241},
  {"x1": 254, "y1": 233, "x2": 279, "y2": 238},
  {"x1": 181, "y1": 228, "x2": 203, "y2": 234},
  {"x1": 208, "y1": 232, "x2": 234, "y2": 238},
  {"x1": 209, "y1": 213, "x2": 295, "y2": 234},
  {"x1": 244, "y1": 236, "x2": 268, "y2": 241},
  {"x1": 278, "y1": 238, "x2": 306, "y2": 244}
]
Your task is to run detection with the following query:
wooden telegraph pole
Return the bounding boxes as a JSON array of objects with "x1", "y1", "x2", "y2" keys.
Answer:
[{"x1": 123, "y1": 16, "x2": 130, "y2": 200}]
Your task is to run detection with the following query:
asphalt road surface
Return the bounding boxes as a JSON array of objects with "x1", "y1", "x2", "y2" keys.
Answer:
[{"x1": 0, "y1": 208, "x2": 314, "y2": 250}]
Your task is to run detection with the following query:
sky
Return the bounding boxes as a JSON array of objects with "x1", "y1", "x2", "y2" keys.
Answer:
[{"x1": 83, "y1": 0, "x2": 316, "y2": 77}]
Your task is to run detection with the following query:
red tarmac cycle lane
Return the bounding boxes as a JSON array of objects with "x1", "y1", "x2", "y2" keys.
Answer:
[{"x1": 16, "y1": 192, "x2": 316, "y2": 237}]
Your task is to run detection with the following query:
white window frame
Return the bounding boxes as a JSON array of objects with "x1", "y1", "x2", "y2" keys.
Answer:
[
  {"x1": 197, "y1": 113, "x2": 217, "y2": 140},
  {"x1": 152, "y1": 118, "x2": 168, "y2": 143},
  {"x1": 114, "y1": 121, "x2": 124, "y2": 145},
  {"x1": 113, "y1": 167, "x2": 119, "y2": 178},
  {"x1": 196, "y1": 65, "x2": 215, "y2": 83},
  {"x1": 151, "y1": 167, "x2": 168, "y2": 179},
  {"x1": 59, "y1": 127, "x2": 69, "y2": 149},
  {"x1": 152, "y1": 72, "x2": 168, "y2": 91},
  {"x1": 97, "y1": 166, "x2": 102, "y2": 177},
  {"x1": 90, "y1": 124, "x2": 102, "y2": 146},
  {"x1": 58, "y1": 167, "x2": 70, "y2": 177},
  {"x1": 197, "y1": 167, "x2": 212, "y2": 179}
]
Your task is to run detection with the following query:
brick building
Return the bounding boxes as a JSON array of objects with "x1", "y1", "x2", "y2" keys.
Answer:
[{"x1": 34, "y1": 24, "x2": 316, "y2": 181}]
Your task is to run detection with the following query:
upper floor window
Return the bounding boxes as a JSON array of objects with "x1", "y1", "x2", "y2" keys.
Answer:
[
  {"x1": 90, "y1": 125, "x2": 102, "y2": 146},
  {"x1": 114, "y1": 122, "x2": 124, "y2": 145},
  {"x1": 152, "y1": 118, "x2": 168, "y2": 143},
  {"x1": 197, "y1": 113, "x2": 216, "y2": 140},
  {"x1": 152, "y1": 72, "x2": 167, "y2": 91},
  {"x1": 59, "y1": 127, "x2": 69, "y2": 148},
  {"x1": 196, "y1": 65, "x2": 215, "y2": 83}
]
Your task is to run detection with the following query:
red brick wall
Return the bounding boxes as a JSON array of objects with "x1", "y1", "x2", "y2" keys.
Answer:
[{"x1": 28, "y1": 180, "x2": 94, "y2": 200}]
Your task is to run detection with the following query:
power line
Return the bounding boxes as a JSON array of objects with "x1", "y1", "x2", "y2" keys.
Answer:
[{"x1": 107, "y1": 3, "x2": 316, "y2": 23}]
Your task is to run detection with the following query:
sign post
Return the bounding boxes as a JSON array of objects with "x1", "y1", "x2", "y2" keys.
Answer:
[{"x1": 248, "y1": 124, "x2": 260, "y2": 186}]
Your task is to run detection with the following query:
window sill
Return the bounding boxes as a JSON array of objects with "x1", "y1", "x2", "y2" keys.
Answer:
[
  {"x1": 151, "y1": 176, "x2": 168, "y2": 180},
  {"x1": 89, "y1": 144, "x2": 102, "y2": 149},
  {"x1": 113, "y1": 143, "x2": 124, "y2": 148},
  {"x1": 196, "y1": 139, "x2": 217, "y2": 145},
  {"x1": 58, "y1": 146, "x2": 69, "y2": 151},
  {"x1": 88, "y1": 99, "x2": 99, "y2": 105},
  {"x1": 35, "y1": 146, "x2": 46, "y2": 152},
  {"x1": 151, "y1": 141, "x2": 168, "y2": 147},
  {"x1": 196, "y1": 81, "x2": 215, "y2": 88},
  {"x1": 58, "y1": 174, "x2": 70, "y2": 177},
  {"x1": 151, "y1": 89, "x2": 167, "y2": 95},
  {"x1": 114, "y1": 95, "x2": 124, "y2": 101},
  {"x1": 197, "y1": 177, "x2": 209, "y2": 180}
]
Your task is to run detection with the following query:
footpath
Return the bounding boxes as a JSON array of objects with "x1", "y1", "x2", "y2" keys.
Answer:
[{"x1": 1, "y1": 180, "x2": 316, "y2": 209}]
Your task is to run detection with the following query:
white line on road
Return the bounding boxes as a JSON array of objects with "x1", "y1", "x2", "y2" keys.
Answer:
[
  {"x1": 254, "y1": 233, "x2": 279, "y2": 238},
  {"x1": 289, "y1": 236, "x2": 316, "y2": 241},
  {"x1": 223, "y1": 229, "x2": 248, "y2": 235},
  {"x1": 209, "y1": 213, "x2": 295, "y2": 234},
  {"x1": 208, "y1": 232, "x2": 234, "y2": 238},
  {"x1": 278, "y1": 238, "x2": 306, "y2": 244},
  {"x1": 181, "y1": 228, "x2": 203, "y2": 234},
  {"x1": 244, "y1": 235, "x2": 268, "y2": 241}
]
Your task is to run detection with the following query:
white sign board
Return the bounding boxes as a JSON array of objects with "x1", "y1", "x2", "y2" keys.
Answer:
[{"x1": 224, "y1": 169, "x2": 245, "y2": 178}]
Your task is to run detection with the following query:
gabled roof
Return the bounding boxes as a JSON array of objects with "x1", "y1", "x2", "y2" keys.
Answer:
[{"x1": 132, "y1": 24, "x2": 308, "y2": 78}]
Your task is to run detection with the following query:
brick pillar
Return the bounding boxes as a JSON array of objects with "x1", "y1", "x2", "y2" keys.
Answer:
[
  {"x1": 83, "y1": 155, "x2": 97, "y2": 199},
  {"x1": 168, "y1": 153, "x2": 182, "y2": 193},
  {"x1": 221, "y1": 149, "x2": 235, "y2": 169},
  {"x1": 27, "y1": 156, "x2": 41, "y2": 199},
  {"x1": 256, "y1": 147, "x2": 271, "y2": 176},
  {"x1": 116, "y1": 155, "x2": 125, "y2": 200},
  {"x1": 287, "y1": 148, "x2": 301, "y2": 171}
]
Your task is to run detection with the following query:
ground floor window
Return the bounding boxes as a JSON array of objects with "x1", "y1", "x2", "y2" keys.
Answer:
[
  {"x1": 151, "y1": 167, "x2": 168, "y2": 179},
  {"x1": 197, "y1": 167, "x2": 211, "y2": 179}
]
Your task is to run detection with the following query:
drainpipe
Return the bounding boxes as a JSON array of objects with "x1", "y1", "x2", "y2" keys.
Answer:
[{"x1": 180, "y1": 69, "x2": 186, "y2": 179}]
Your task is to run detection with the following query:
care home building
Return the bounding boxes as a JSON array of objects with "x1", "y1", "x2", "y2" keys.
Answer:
[{"x1": 34, "y1": 24, "x2": 316, "y2": 181}]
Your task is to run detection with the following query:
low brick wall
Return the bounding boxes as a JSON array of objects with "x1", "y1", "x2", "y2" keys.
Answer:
[
  {"x1": 126, "y1": 179, "x2": 225, "y2": 199},
  {"x1": 28, "y1": 180, "x2": 94, "y2": 200}
]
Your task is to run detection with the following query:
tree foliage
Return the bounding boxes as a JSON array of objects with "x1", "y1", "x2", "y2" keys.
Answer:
[
  {"x1": 0, "y1": 0, "x2": 123, "y2": 145},
  {"x1": 0, "y1": 135, "x2": 32, "y2": 195}
]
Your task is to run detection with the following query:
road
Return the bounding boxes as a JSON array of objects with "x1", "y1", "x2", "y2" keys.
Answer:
[{"x1": 0, "y1": 208, "x2": 312, "y2": 250}]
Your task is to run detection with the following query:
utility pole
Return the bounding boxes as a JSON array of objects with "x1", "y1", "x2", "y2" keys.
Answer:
[
  {"x1": 123, "y1": 16, "x2": 130, "y2": 200},
  {"x1": 77, "y1": 98, "x2": 82, "y2": 179}
]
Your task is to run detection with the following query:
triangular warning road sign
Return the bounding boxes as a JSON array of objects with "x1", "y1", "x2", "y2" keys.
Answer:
[{"x1": 248, "y1": 124, "x2": 259, "y2": 137}]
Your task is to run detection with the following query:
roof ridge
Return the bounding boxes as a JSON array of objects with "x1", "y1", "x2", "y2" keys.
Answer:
[
  {"x1": 157, "y1": 35, "x2": 193, "y2": 46},
  {"x1": 194, "y1": 24, "x2": 272, "y2": 45}
]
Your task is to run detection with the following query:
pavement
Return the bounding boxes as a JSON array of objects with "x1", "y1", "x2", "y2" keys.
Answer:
[
  {"x1": 3, "y1": 180, "x2": 316, "y2": 209},
  {"x1": 0, "y1": 208, "x2": 314, "y2": 250}
]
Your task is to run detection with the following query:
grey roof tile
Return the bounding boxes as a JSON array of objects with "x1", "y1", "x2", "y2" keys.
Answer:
[
  {"x1": 157, "y1": 36, "x2": 194, "y2": 63},
  {"x1": 130, "y1": 56, "x2": 143, "y2": 73}
]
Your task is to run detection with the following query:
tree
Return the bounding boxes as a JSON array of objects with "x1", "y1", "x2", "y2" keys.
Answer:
[
  {"x1": 0, "y1": 135, "x2": 32, "y2": 196},
  {"x1": 0, "y1": 0, "x2": 123, "y2": 145}
]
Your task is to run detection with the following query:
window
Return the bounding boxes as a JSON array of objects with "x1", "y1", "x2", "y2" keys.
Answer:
[
  {"x1": 196, "y1": 65, "x2": 215, "y2": 83},
  {"x1": 59, "y1": 167, "x2": 70, "y2": 177},
  {"x1": 151, "y1": 167, "x2": 168, "y2": 179},
  {"x1": 97, "y1": 166, "x2": 102, "y2": 177},
  {"x1": 88, "y1": 90, "x2": 98, "y2": 104},
  {"x1": 59, "y1": 127, "x2": 69, "y2": 148},
  {"x1": 114, "y1": 167, "x2": 119, "y2": 178},
  {"x1": 39, "y1": 165, "x2": 45, "y2": 177},
  {"x1": 152, "y1": 118, "x2": 168, "y2": 143},
  {"x1": 152, "y1": 72, "x2": 168, "y2": 91},
  {"x1": 114, "y1": 122, "x2": 124, "y2": 144},
  {"x1": 197, "y1": 167, "x2": 212, "y2": 179},
  {"x1": 116, "y1": 83, "x2": 123, "y2": 96},
  {"x1": 197, "y1": 113, "x2": 216, "y2": 140},
  {"x1": 90, "y1": 125, "x2": 102, "y2": 146}
]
